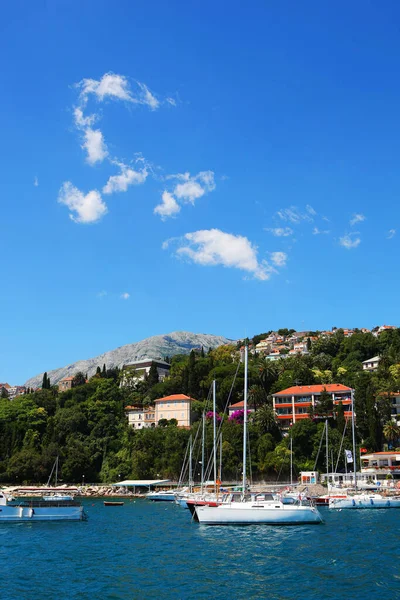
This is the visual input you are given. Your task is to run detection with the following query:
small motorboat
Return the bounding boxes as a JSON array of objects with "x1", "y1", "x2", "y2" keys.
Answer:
[{"x1": 103, "y1": 501, "x2": 124, "y2": 506}]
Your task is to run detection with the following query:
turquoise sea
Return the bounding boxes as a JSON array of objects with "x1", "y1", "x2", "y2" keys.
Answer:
[{"x1": 1, "y1": 498, "x2": 399, "y2": 600}]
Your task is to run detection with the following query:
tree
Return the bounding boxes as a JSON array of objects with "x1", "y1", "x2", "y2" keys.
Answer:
[
  {"x1": 383, "y1": 421, "x2": 400, "y2": 447},
  {"x1": 102, "y1": 364, "x2": 106, "y2": 377},
  {"x1": 72, "y1": 372, "x2": 86, "y2": 388},
  {"x1": 42, "y1": 372, "x2": 50, "y2": 390},
  {"x1": 1, "y1": 387, "x2": 8, "y2": 399},
  {"x1": 316, "y1": 388, "x2": 333, "y2": 418},
  {"x1": 147, "y1": 362, "x2": 160, "y2": 388}
]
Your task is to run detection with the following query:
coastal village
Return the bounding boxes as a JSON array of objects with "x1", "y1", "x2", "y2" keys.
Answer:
[{"x1": 1, "y1": 324, "x2": 400, "y2": 503}]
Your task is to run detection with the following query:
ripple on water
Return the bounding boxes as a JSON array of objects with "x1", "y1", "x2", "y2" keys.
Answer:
[{"x1": 1, "y1": 501, "x2": 400, "y2": 600}]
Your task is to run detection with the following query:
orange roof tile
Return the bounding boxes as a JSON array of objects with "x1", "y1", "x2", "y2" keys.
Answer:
[
  {"x1": 273, "y1": 384, "x2": 352, "y2": 396},
  {"x1": 154, "y1": 394, "x2": 196, "y2": 403}
]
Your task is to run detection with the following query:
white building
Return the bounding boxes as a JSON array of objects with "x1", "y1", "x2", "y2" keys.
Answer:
[
  {"x1": 362, "y1": 356, "x2": 381, "y2": 372},
  {"x1": 125, "y1": 405, "x2": 155, "y2": 429},
  {"x1": 121, "y1": 359, "x2": 171, "y2": 385}
]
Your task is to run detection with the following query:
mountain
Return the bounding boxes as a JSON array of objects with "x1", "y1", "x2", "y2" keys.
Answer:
[{"x1": 24, "y1": 331, "x2": 234, "y2": 388}]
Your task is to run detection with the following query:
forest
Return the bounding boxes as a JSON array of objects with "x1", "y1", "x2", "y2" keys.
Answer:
[{"x1": 1, "y1": 327, "x2": 400, "y2": 484}]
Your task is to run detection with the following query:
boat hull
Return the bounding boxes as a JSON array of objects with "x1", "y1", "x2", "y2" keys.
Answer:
[
  {"x1": 195, "y1": 504, "x2": 323, "y2": 525},
  {"x1": 329, "y1": 496, "x2": 400, "y2": 509},
  {"x1": 146, "y1": 493, "x2": 176, "y2": 502},
  {"x1": 0, "y1": 505, "x2": 85, "y2": 521}
]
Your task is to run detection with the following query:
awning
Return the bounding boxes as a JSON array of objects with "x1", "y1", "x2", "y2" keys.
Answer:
[{"x1": 111, "y1": 479, "x2": 170, "y2": 487}]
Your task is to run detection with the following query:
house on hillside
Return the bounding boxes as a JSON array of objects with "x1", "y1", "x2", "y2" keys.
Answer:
[
  {"x1": 125, "y1": 405, "x2": 156, "y2": 429},
  {"x1": 154, "y1": 394, "x2": 196, "y2": 428},
  {"x1": 121, "y1": 359, "x2": 170, "y2": 385},
  {"x1": 7, "y1": 386, "x2": 26, "y2": 400},
  {"x1": 58, "y1": 376, "x2": 74, "y2": 392},
  {"x1": 272, "y1": 384, "x2": 354, "y2": 429},
  {"x1": 362, "y1": 356, "x2": 381, "y2": 372},
  {"x1": 0, "y1": 383, "x2": 11, "y2": 397}
]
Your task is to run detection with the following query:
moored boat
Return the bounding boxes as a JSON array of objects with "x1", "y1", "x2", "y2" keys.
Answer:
[
  {"x1": 0, "y1": 491, "x2": 86, "y2": 521},
  {"x1": 104, "y1": 501, "x2": 124, "y2": 506},
  {"x1": 329, "y1": 493, "x2": 400, "y2": 509}
]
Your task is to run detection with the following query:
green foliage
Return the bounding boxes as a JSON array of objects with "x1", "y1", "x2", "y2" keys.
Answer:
[{"x1": 2, "y1": 328, "x2": 400, "y2": 483}]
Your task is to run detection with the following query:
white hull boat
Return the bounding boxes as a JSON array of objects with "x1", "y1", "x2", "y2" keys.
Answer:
[
  {"x1": 0, "y1": 492, "x2": 86, "y2": 522},
  {"x1": 195, "y1": 496, "x2": 323, "y2": 525},
  {"x1": 329, "y1": 493, "x2": 400, "y2": 509},
  {"x1": 146, "y1": 490, "x2": 176, "y2": 502}
]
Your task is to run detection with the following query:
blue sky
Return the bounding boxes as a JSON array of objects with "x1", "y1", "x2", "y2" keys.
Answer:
[{"x1": 1, "y1": 1, "x2": 400, "y2": 384}]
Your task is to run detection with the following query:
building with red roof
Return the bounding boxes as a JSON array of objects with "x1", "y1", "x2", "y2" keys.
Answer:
[{"x1": 272, "y1": 383, "x2": 354, "y2": 429}]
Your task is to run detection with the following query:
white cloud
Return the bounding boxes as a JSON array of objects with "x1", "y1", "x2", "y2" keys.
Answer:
[
  {"x1": 166, "y1": 97, "x2": 177, "y2": 106},
  {"x1": 33, "y1": 176, "x2": 39, "y2": 187},
  {"x1": 137, "y1": 82, "x2": 160, "y2": 110},
  {"x1": 270, "y1": 251, "x2": 287, "y2": 267},
  {"x1": 174, "y1": 171, "x2": 215, "y2": 203},
  {"x1": 74, "y1": 107, "x2": 96, "y2": 128},
  {"x1": 82, "y1": 128, "x2": 108, "y2": 165},
  {"x1": 78, "y1": 73, "x2": 134, "y2": 103},
  {"x1": 350, "y1": 213, "x2": 366, "y2": 226},
  {"x1": 58, "y1": 182, "x2": 108, "y2": 224},
  {"x1": 155, "y1": 171, "x2": 215, "y2": 219},
  {"x1": 387, "y1": 229, "x2": 396, "y2": 239},
  {"x1": 313, "y1": 227, "x2": 330, "y2": 235},
  {"x1": 277, "y1": 206, "x2": 313, "y2": 224},
  {"x1": 120, "y1": 292, "x2": 130, "y2": 300},
  {"x1": 306, "y1": 204, "x2": 317, "y2": 216},
  {"x1": 266, "y1": 227, "x2": 293, "y2": 237},
  {"x1": 339, "y1": 233, "x2": 361, "y2": 249},
  {"x1": 103, "y1": 163, "x2": 148, "y2": 194},
  {"x1": 76, "y1": 73, "x2": 163, "y2": 111},
  {"x1": 170, "y1": 228, "x2": 275, "y2": 280},
  {"x1": 154, "y1": 191, "x2": 181, "y2": 219},
  {"x1": 97, "y1": 290, "x2": 107, "y2": 298}
]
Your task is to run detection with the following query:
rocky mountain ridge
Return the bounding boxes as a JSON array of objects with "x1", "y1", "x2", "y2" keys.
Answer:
[{"x1": 24, "y1": 331, "x2": 234, "y2": 388}]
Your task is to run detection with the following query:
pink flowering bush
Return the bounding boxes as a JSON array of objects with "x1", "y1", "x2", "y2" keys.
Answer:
[
  {"x1": 228, "y1": 409, "x2": 251, "y2": 424},
  {"x1": 206, "y1": 411, "x2": 222, "y2": 423}
]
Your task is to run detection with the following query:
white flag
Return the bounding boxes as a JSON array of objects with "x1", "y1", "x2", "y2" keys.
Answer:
[{"x1": 345, "y1": 449, "x2": 353, "y2": 463}]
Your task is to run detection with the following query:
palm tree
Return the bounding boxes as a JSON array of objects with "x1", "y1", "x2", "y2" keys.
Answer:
[
  {"x1": 383, "y1": 421, "x2": 400, "y2": 447},
  {"x1": 253, "y1": 404, "x2": 279, "y2": 435},
  {"x1": 248, "y1": 384, "x2": 267, "y2": 411}
]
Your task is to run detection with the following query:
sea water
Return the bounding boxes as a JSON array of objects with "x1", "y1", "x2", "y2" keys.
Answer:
[{"x1": 0, "y1": 498, "x2": 399, "y2": 599}]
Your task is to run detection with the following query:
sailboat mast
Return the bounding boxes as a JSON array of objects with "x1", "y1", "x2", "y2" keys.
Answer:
[
  {"x1": 219, "y1": 431, "x2": 222, "y2": 482},
  {"x1": 189, "y1": 435, "x2": 193, "y2": 492},
  {"x1": 326, "y1": 419, "x2": 329, "y2": 484},
  {"x1": 55, "y1": 456, "x2": 58, "y2": 487},
  {"x1": 290, "y1": 433, "x2": 293, "y2": 486},
  {"x1": 242, "y1": 345, "x2": 248, "y2": 493},
  {"x1": 201, "y1": 412, "x2": 205, "y2": 494},
  {"x1": 351, "y1": 389, "x2": 357, "y2": 491},
  {"x1": 213, "y1": 379, "x2": 217, "y2": 492}
]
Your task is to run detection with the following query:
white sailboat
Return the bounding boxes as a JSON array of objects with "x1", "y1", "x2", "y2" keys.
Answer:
[{"x1": 195, "y1": 347, "x2": 323, "y2": 525}]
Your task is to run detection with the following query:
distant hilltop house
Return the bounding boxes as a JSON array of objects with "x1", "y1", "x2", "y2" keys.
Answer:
[
  {"x1": 362, "y1": 356, "x2": 381, "y2": 372},
  {"x1": 272, "y1": 384, "x2": 354, "y2": 429},
  {"x1": 125, "y1": 394, "x2": 196, "y2": 429},
  {"x1": 58, "y1": 376, "x2": 74, "y2": 392},
  {"x1": 0, "y1": 383, "x2": 26, "y2": 400},
  {"x1": 0, "y1": 383, "x2": 11, "y2": 397},
  {"x1": 121, "y1": 359, "x2": 171, "y2": 385}
]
